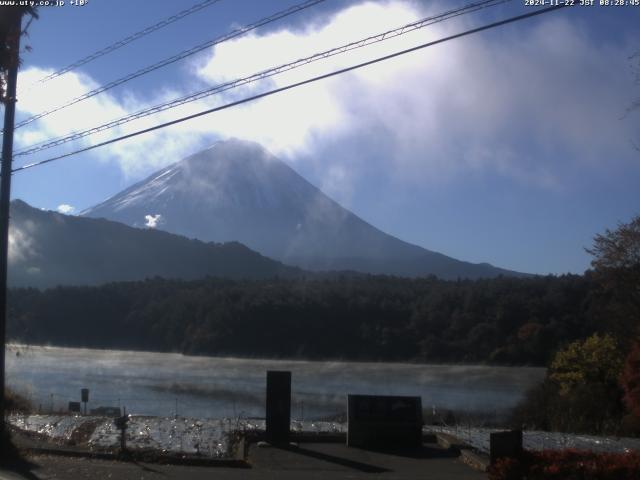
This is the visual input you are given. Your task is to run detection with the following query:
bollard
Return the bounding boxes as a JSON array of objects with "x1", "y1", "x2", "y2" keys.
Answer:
[
  {"x1": 81, "y1": 388, "x2": 89, "y2": 415},
  {"x1": 113, "y1": 407, "x2": 129, "y2": 452}
]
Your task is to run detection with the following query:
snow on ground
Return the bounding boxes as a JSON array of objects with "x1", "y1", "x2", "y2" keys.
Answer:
[
  {"x1": 9, "y1": 414, "x2": 345, "y2": 458},
  {"x1": 429, "y1": 426, "x2": 640, "y2": 454}
]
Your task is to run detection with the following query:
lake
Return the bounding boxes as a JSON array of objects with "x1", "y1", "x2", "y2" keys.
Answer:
[{"x1": 6, "y1": 344, "x2": 545, "y2": 419}]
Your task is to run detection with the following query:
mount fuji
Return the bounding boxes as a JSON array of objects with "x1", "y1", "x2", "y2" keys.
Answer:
[{"x1": 83, "y1": 139, "x2": 525, "y2": 279}]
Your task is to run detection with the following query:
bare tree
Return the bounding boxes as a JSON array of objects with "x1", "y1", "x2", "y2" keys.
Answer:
[
  {"x1": 0, "y1": 6, "x2": 38, "y2": 103},
  {"x1": 586, "y1": 215, "x2": 640, "y2": 340}
]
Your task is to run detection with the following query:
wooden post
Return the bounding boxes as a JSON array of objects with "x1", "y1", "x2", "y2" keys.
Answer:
[{"x1": 0, "y1": 8, "x2": 23, "y2": 445}]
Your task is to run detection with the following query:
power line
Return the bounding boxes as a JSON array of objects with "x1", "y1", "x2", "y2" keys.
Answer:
[
  {"x1": 9, "y1": 0, "x2": 326, "y2": 132},
  {"x1": 12, "y1": 4, "x2": 570, "y2": 175},
  {"x1": 34, "y1": 0, "x2": 225, "y2": 84},
  {"x1": 14, "y1": 0, "x2": 509, "y2": 158}
]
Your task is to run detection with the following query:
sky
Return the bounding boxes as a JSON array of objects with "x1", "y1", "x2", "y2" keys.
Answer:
[{"x1": 4, "y1": 0, "x2": 640, "y2": 275}]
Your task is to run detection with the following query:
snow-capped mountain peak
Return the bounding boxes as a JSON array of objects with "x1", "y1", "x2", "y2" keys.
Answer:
[{"x1": 83, "y1": 139, "x2": 525, "y2": 279}]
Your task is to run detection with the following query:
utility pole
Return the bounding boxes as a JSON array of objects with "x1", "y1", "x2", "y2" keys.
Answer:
[{"x1": 0, "y1": 8, "x2": 23, "y2": 443}]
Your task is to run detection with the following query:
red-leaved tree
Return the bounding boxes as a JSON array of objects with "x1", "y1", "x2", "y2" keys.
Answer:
[{"x1": 621, "y1": 339, "x2": 640, "y2": 418}]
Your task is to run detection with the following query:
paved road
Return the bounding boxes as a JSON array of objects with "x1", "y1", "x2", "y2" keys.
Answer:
[{"x1": 1, "y1": 442, "x2": 487, "y2": 479}]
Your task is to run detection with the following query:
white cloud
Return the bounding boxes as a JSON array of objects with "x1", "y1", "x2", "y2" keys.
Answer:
[
  {"x1": 26, "y1": 266, "x2": 41, "y2": 276},
  {"x1": 8, "y1": 222, "x2": 38, "y2": 265},
  {"x1": 144, "y1": 214, "x2": 162, "y2": 228},
  {"x1": 191, "y1": 2, "x2": 637, "y2": 191},
  {"x1": 13, "y1": 1, "x2": 637, "y2": 192},
  {"x1": 15, "y1": 68, "x2": 205, "y2": 179},
  {"x1": 56, "y1": 204, "x2": 75, "y2": 214}
]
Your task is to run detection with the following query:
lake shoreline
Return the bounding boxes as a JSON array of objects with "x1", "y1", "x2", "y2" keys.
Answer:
[
  {"x1": 7, "y1": 345, "x2": 546, "y2": 420},
  {"x1": 6, "y1": 343, "x2": 549, "y2": 369}
]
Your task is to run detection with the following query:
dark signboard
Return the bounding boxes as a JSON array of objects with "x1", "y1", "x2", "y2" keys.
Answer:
[
  {"x1": 68, "y1": 401, "x2": 81, "y2": 413},
  {"x1": 347, "y1": 394, "x2": 422, "y2": 449},
  {"x1": 490, "y1": 430, "x2": 523, "y2": 465},
  {"x1": 81, "y1": 388, "x2": 89, "y2": 403},
  {"x1": 266, "y1": 370, "x2": 291, "y2": 444}
]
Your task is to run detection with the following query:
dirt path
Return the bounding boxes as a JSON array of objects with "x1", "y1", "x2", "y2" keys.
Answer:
[{"x1": 1, "y1": 441, "x2": 487, "y2": 480}]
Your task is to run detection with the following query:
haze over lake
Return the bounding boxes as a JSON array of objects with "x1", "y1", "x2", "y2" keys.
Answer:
[{"x1": 7, "y1": 345, "x2": 545, "y2": 419}]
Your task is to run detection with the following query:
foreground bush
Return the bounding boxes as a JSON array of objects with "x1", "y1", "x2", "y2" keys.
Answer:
[
  {"x1": 511, "y1": 379, "x2": 625, "y2": 434},
  {"x1": 488, "y1": 449, "x2": 640, "y2": 480},
  {"x1": 511, "y1": 334, "x2": 626, "y2": 435},
  {"x1": 5, "y1": 388, "x2": 32, "y2": 413}
]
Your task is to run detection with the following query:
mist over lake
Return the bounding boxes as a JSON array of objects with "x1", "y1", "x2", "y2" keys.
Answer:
[{"x1": 6, "y1": 345, "x2": 545, "y2": 419}]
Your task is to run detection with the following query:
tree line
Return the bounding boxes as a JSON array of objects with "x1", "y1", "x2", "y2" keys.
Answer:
[{"x1": 6, "y1": 272, "x2": 611, "y2": 366}]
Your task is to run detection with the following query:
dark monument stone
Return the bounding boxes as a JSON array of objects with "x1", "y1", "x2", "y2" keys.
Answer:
[
  {"x1": 490, "y1": 430, "x2": 523, "y2": 464},
  {"x1": 347, "y1": 394, "x2": 422, "y2": 449},
  {"x1": 266, "y1": 370, "x2": 291, "y2": 444},
  {"x1": 68, "y1": 401, "x2": 81, "y2": 413},
  {"x1": 90, "y1": 406, "x2": 121, "y2": 417}
]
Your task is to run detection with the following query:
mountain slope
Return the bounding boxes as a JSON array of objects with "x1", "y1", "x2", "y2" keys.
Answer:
[
  {"x1": 9, "y1": 199, "x2": 298, "y2": 288},
  {"x1": 83, "y1": 139, "x2": 526, "y2": 279}
]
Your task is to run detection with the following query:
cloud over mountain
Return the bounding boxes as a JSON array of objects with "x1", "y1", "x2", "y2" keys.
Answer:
[
  {"x1": 14, "y1": 1, "x2": 636, "y2": 193},
  {"x1": 83, "y1": 139, "x2": 527, "y2": 279}
]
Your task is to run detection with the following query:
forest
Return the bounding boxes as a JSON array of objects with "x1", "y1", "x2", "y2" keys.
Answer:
[{"x1": 6, "y1": 272, "x2": 612, "y2": 366}]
